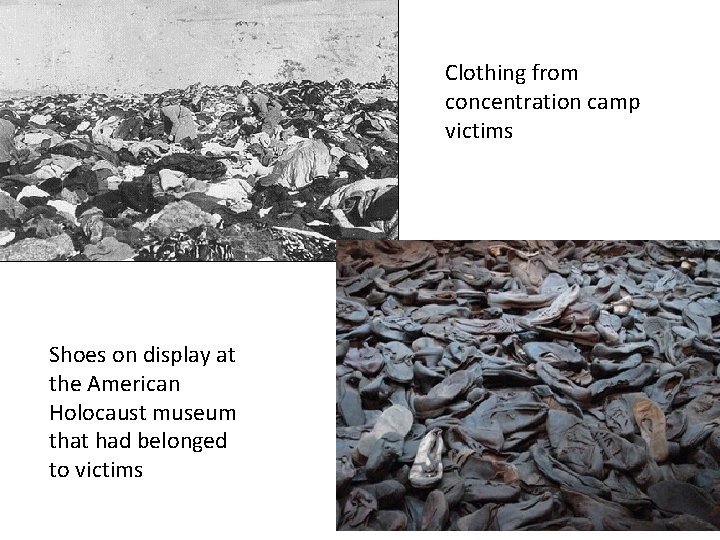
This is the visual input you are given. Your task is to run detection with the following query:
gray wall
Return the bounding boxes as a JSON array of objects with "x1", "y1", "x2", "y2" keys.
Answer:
[{"x1": 0, "y1": 0, "x2": 398, "y2": 95}]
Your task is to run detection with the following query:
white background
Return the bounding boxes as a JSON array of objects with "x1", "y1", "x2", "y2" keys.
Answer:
[
  {"x1": 401, "y1": 0, "x2": 720, "y2": 239},
  {"x1": 2, "y1": 1, "x2": 720, "y2": 538},
  {"x1": 0, "y1": 264, "x2": 336, "y2": 538}
]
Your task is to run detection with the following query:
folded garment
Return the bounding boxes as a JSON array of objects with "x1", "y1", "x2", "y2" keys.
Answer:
[{"x1": 83, "y1": 236, "x2": 135, "y2": 261}]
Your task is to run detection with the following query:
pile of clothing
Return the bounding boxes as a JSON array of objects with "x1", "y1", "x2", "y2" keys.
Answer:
[
  {"x1": 336, "y1": 240, "x2": 720, "y2": 530},
  {"x1": 0, "y1": 79, "x2": 398, "y2": 261}
]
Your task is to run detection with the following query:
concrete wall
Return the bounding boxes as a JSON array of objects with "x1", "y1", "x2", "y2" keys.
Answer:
[{"x1": 0, "y1": 0, "x2": 398, "y2": 95}]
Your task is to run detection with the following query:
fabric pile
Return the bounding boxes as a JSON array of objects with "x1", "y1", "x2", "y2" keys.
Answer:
[
  {"x1": 336, "y1": 240, "x2": 720, "y2": 530},
  {"x1": 0, "y1": 79, "x2": 398, "y2": 261}
]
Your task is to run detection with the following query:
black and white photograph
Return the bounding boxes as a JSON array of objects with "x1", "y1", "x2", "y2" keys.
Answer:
[
  {"x1": 0, "y1": 0, "x2": 398, "y2": 261},
  {"x1": 336, "y1": 240, "x2": 720, "y2": 531}
]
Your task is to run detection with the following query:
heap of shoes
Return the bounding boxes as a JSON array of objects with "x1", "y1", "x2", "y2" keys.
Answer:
[
  {"x1": 0, "y1": 79, "x2": 398, "y2": 261},
  {"x1": 336, "y1": 240, "x2": 720, "y2": 530}
]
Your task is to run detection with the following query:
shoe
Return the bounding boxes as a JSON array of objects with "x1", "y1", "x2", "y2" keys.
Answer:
[
  {"x1": 422, "y1": 322, "x2": 479, "y2": 345},
  {"x1": 336, "y1": 322, "x2": 371, "y2": 341},
  {"x1": 380, "y1": 294, "x2": 406, "y2": 316},
  {"x1": 588, "y1": 363, "x2": 656, "y2": 400},
  {"x1": 416, "y1": 289, "x2": 457, "y2": 305},
  {"x1": 366, "y1": 510, "x2": 407, "y2": 531},
  {"x1": 362, "y1": 479, "x2": 406, "y2": 509},
  {"x1": 682, "y1": 301, "x2": 714, "y2": 337},
  {"x1": 647, "y1": 480, "x2": 720, "y2": 527},
  {"x1": 365, "y1": 289, "x2": 387, "y2": 305},
  {"x1": 680, "y1": 420, "x2": 720, "y2": 449},
  {"x1": 524, "y1": 341, "x2": 587, "y2": 370},
  {"x1": 454, "y1": 415, "x2": 512, "y2": 453},
  {"x1": 337, "y1": 372, "x2": 365, "y2": 426},
  {"x1": 559, "y1": 301, "x2": 600, "y2": 326},
  {"x1": 336, "y1": 451, "x2": 356, "y2": 492},
  {"x1": 546, "y1": 410, "x2": 604, "y2": 478},
  {"x1": 372, "y1": 277, "x2": 418, "y2": 303},
  {"x1": 413, "y1": 369, "x2": 473, "y2": 419},
  {"x1": 529, "y1": 324, "x2": 600, "y2": 345},
  {"x1": 365, "y1": 431, "x2": 403, "y2": 481},
  {"x1": 371, "y1": 315, "x2": 422, "y2": 342},
  {"x1": 532, "y1": 384, "x2": 584, "y2": 418},
  {"x1": 493, "y1": 492, "x2": 556, "y2": 530},
  {"x1": 436, "y1": 469, "x2": 466, "y2": 506},
  {"x1": 359, "y1": 374, "x2": 393, "y2": 406},
  {"x1": 388, "y1": 386, "x2": 411, "y2": 409},
  {"x1": 344, "y1": 344, "x2": 384, "y2": 376},
  {"x1": 707, "y1": 427, "x2": 720, "y2": 462},
  {"x1": 464, "y1": 391, "x2": 547, "y2": 437},
  {"x1": 540, "y1": 272, "x2": 571, "y2": 294},
  {"x1": 595, "y1": 311, "x2": 622, "y2": 343},
  {"x1": 450, "y1": 264, "x2": 492, "y2": 288},
  {"x1": 420, "y1": 490, "x2": 449, "y2": 531},
  {"x1": 410, "y1": 304, "x2": 471, "y2": 324},
  {"x1": 372, "y1": 241, "x2": 434, "y2": 272},
  {"x1": 453, "y1": 315, "x2": 524, "y2": 335},
  {"x1": 520, "y1": 517, "x2": 595, "y2": 531},
  {"x1": 604, "y1": 396, "x2": 636, "y2": 436},
  {"x1": 460, "y1": 453, "x2": 520, "y2": 483},
  {"x1": 378, "y1": 341, "x2": 415, "y2": 383},
  {"x1": 643, "y1": 316, "x2": 677, "y2": 364},
  {"x1": 336, "y1": 339, "x2": 350, "y2": 360},
  {"x1": 642, "y1": 371, "x2": 683, "y2": 411},
  {"x1": 665, "y1": 408, "x2": 688, "y2": 440},
  {"x1": 560, "y1": 488, "x2": 632, "y2": 531},
  {"x1": 399, "y1": 423, "x2": 427, "y2": 464},
  {"x1": 357, "y1": 404, "x2": 413, "y2": 457},
  {"x1": 693, "y1": 467, "x2": 720, "y2": 505},
  {"x1": 521, "y1": 284, "x2": 580, "y2": 326},
  {"x1": 412, "y1": 362, "x2": 445, "y2": 394},
  {"x1": 592, "y1": 341, "x2": 654, "y2": 357},
  {"x1": 662, "y1": 514, "x2": 718, "y2": 531},
  {"x1": 480, "y1": 354, "x2": 540, "y2": 386},
  {"x1": 488, "y1": 290, "x2": 557, "y2": 309},
  {"x1": 669, "y1": 375, "x2": 720, "y2": 403},
  {"x1": 629, "y1": 292, "x2": 660, "y2": 312},
  {"x1": 531, "y1": 441, "x2": 609, "y2": 497},
  {"x1": 402, "y1": 496, "x2": 427, "y2": 532},
  {"x1": 632, "y1": 451, "x2": 663, "y2": 489},
  {"x1": 336, "y1": 295, "x2": 369, "y2": 323},
  {"x1": 603, "y1": 468, "x2": 653, "y2": 509},
  {"x1": 411, "y1": 336, "x2": 444, "y2": 366},
  {"x1": 592, "y1": 427, "x2": 647, "y2": 472},
  {"x1": 340, "y1": 487, "x2": 377, "y2": 528},
  {"x1": 633, "y1": 398, "x2": 669, "y2": 462},
  {"x1": 609, "y1": 294, "x2": 633, "y2": 316},
  {"x1": 384, "y1": 269, "x2": 411, "y2": 285},
  {"x1": 673, "y1": 357, "x2": 714, "y2": 379},
  {"x1": 455, "y1": 504, "x2": 497, "y2": 531},
  {"x1": 439, "y1": 341, "x2": 478, "y2": 371},
  {"x1": 409, "y1": 429, "x2": 444, "y2": 488},
  {"x1": 464, "y1": 479, "x2": 521, "y2": 503},
  {"x1": 338, "y1": 266, "x2": 385, "y2": 295},
  {"x1": 591, "y1": 353, "x2": 642, "y2": 378},
  {"x1": 535, "y1": 361, "x2": 591, "y2": 402}
]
